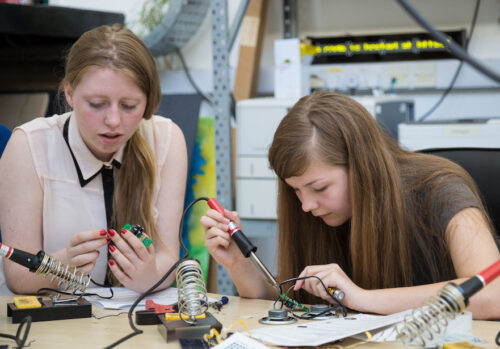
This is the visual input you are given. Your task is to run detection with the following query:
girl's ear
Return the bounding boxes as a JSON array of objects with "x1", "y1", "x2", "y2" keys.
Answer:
[{"x1": 64, "y1": 83, "x2": 74, "y2": 108}]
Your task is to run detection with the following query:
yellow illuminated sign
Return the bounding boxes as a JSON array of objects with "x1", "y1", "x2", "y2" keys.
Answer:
[
  {"x1": 316, "y1": 38, "x2": 446, "y2": 55},
  {"x1": 309, "y1": 31, "x2": 463, "y2": 62}
]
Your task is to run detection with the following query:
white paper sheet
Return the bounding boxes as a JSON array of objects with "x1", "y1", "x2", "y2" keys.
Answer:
[
  {"x1": 84, "y1": 287, "x2": 216, "y2": 310},
  {"x1": 250, "y1": 310, "x2": 412, "y2": 347},
  {"x1": 213, "y1": 333, "x2": 269, "y2": 349}
]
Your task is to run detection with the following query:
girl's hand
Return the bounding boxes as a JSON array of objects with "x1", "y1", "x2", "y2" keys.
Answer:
[
  {"x1": 66, "y1": 229, "x2": 108, "y2": 274},
  {"x1": 107, "y1": 228, "x2": 161, "y2": 293},
  {"x1": 200, "y1": 208, "x2": 245, "y2": 268},
  {"x1": 293, "y1": 263, "x2": 366, "y2": 310}
]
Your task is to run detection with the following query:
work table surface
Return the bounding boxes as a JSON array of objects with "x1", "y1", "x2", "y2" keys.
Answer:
[{"x1": 1, "y1": 294, "x2": 499, "y2": 348}]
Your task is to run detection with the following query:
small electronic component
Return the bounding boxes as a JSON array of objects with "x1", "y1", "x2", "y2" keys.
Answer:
[
  {"x1": 279, "y1": 294, "x2": 309, "y2": 312},
  {"x1": 208, "y1": 296, "x2": 228, "y2": 311},
  {"x1": 122, "y1": 223, "x2": 153, "y2": 247}
]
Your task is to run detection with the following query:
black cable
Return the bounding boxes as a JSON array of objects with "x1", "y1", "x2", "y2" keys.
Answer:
[
  {"x1": 0, "y1": 315, "x2": 32, "y2": 348},
  {"x1": 14, "y1": 339, "x2": 36, "y2": 349},
  {"x1": 179, "y1": 197, "x2": 210, "y2": 256},
  {"x1": 496, "y1": 328, "x2": 499, "y2": 346},
  {"x1": 418, "y1": 0, "x2": 480, "y2": 121},
  {"x1": 175, "y1": 49, "x2": 212, "y2": 104},
  {"x1": 36, "y1": 283, "x2": 114, "y2": 299},
  {"x1": 102, "y1": 197, "x2": 210, "y2": 349},
  {"x1": 90, "y1": 277, "x2": 115, "y2": 299},
  {"x1": 396, "y1": 0, "x2": 500, "y2": 84},
  {"x1": 15, "y1": 317, "x2": 31, "y2": 349},
  {"x1": 103, "y1": 259, "x2": 183, "y2": 349}
]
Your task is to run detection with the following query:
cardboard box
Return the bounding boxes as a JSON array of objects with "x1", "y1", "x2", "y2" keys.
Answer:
[{"x1": 233, "y1": 0, "x2": 267, "y2": 102}]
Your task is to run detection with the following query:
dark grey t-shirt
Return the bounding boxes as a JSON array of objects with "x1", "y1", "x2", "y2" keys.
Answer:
[
  {"x1": 412, "y1": 175, "x2": 480, "y2": 285},
  {"x1": 433, "y1": 177, "x2": 479, "y2": 234}
]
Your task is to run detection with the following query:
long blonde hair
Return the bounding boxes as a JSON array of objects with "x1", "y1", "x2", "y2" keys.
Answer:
[
  {"x1": 61, "y1": 24, "x2": 161, "y2": 241},
  {"x1": 268, "y1": 91, "x2": 490, "y2": 304}
]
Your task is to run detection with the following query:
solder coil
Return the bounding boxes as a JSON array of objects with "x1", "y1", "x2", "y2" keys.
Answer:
[
  {"x1": 35, "y1": 253, "x2": 90, "y2": 294},
  {"x1": 176, "y1": 258, "x2": 208, "y2": 324}
]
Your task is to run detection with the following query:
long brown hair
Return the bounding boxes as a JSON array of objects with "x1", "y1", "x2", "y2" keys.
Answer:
[
  {"x1": 61, "y1": 24, "x2": 161, "y2": 241},
  {"x1": 268, "y1": 91, "x2": 490, "y2": 304}
]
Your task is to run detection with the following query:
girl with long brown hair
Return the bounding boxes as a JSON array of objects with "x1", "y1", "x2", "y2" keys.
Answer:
[
  {"x1": 0, "y1": 24, "x2": 187, "y2": 294},
  {"x1": 202, "y1": 91, "x2": 500, "y2": 319}
]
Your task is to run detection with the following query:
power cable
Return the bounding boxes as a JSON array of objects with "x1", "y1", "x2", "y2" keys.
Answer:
[
  {"x1": 418, "y1": 0, "x2": 480, "y2": 121},
  {"x1": 175, "y1": 48, "x2": 212, "y2": 104},
  {"x1": 396, "y1": 0, "x2": 500, "y2": 84},
  {"x1": 0, "y1": 315, "x2": 32, "y2": 348}
]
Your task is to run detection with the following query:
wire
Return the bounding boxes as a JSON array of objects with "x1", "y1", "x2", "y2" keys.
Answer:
[
  {"x1": 103, "y1": 259, "x2": 183, "y2": 349},
  {"x1": 396, "y1": 0, "x2": 500, "y2": 84},
  {"x1": 203, "y1": 327, "x2": 223, "y2": 345},
  {"x1": 279, "y1": 275, "x2": 346, "y2": 308},
  {"x1": 175, "y1": 48, "x2": 212, "y2": 104},
  {"x1": 92, "y1": 311, "x2": 128, "y2": 320},
  {"x1": 102, "y1": 197, "x2": 210, "y2": 349},
  {"x1": 276, "y1": 275, "x2": 348, "y2": 318},
  {"x1": 496, "y1": 329, "x2": 500, "y2": 346},
  {"x1": 418, "y1": 0, "x2": 481, "y2": 121},
  {"x1": 89, "y1": 278, "x2": 115, "y2": 298},
  {"x1": 179, "y1": 197, "x2": 210, "y2": 256},
  {"x1": 0, "y1": 315, "x2": 32, "y2": 348},
  {"x1": 36, "y1": 282, "x2": 114, "y2": 299}
]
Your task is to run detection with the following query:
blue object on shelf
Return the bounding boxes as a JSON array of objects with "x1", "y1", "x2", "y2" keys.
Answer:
[{"x1": 0, "y1": 123, "x2": 11, "y2": 242}]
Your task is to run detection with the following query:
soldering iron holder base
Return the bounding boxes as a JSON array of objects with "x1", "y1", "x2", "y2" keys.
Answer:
[
  {"x1": 7, "y1": 297, "x2": 91, "y2": 323},
  {"x1": 157, "y1": 311, "x2": 222, "y2": 342}
]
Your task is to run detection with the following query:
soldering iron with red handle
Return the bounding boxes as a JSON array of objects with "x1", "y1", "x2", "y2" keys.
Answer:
[
  {"x1": 457, "y1": 258, "x2": 500, "y2": 303},
  {"x1": 207, "y1": 198, "x2": 279, "y2": 290},
  {"x1": 397, "y1": 259, "x2": 500, "y2": 346}
]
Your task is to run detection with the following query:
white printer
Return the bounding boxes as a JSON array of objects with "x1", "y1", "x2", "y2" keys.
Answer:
[
  {"x1": 399, "y1": 119, "x2": 500, "y2": 151},
  {"x1": 236, "y1": 96, "x2": 414, "y2": 219},
  {"x1": 235, "y1": 98, "x2": 294, "y2": 220}
]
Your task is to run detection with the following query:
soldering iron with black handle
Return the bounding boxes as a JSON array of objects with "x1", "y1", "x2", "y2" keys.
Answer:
[
  {"x1": 0, "y1": 242, "x2": 90, "y2": 294},
  {"x1": 207, "y1": 198, "x2": 279, "y2": 290}
]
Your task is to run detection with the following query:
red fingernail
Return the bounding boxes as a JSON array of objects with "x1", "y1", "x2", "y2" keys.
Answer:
[
  {"x1": 109, "y1": 245, "x2": 116, "y2": 252},
  {"x1": 106, "y1": 237, "x2": 111, "y2": 243},
  {"x1": 109, "y1": 260, "x2": 114, "y2": 266},
  {"x1": 121, "y1": 229, "x2": 127, "y2": 235},
  {"x1": 100, "y1": 230, "x2": 107, "y2": 236},
  {"x1": 108, "y1": 229, "x2": 115, "y2": 237}
]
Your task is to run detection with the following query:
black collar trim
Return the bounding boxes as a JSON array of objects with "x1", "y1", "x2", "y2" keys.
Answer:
[{"x1": 62, "y1": 117, "x2": 121, "y2": 188}]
